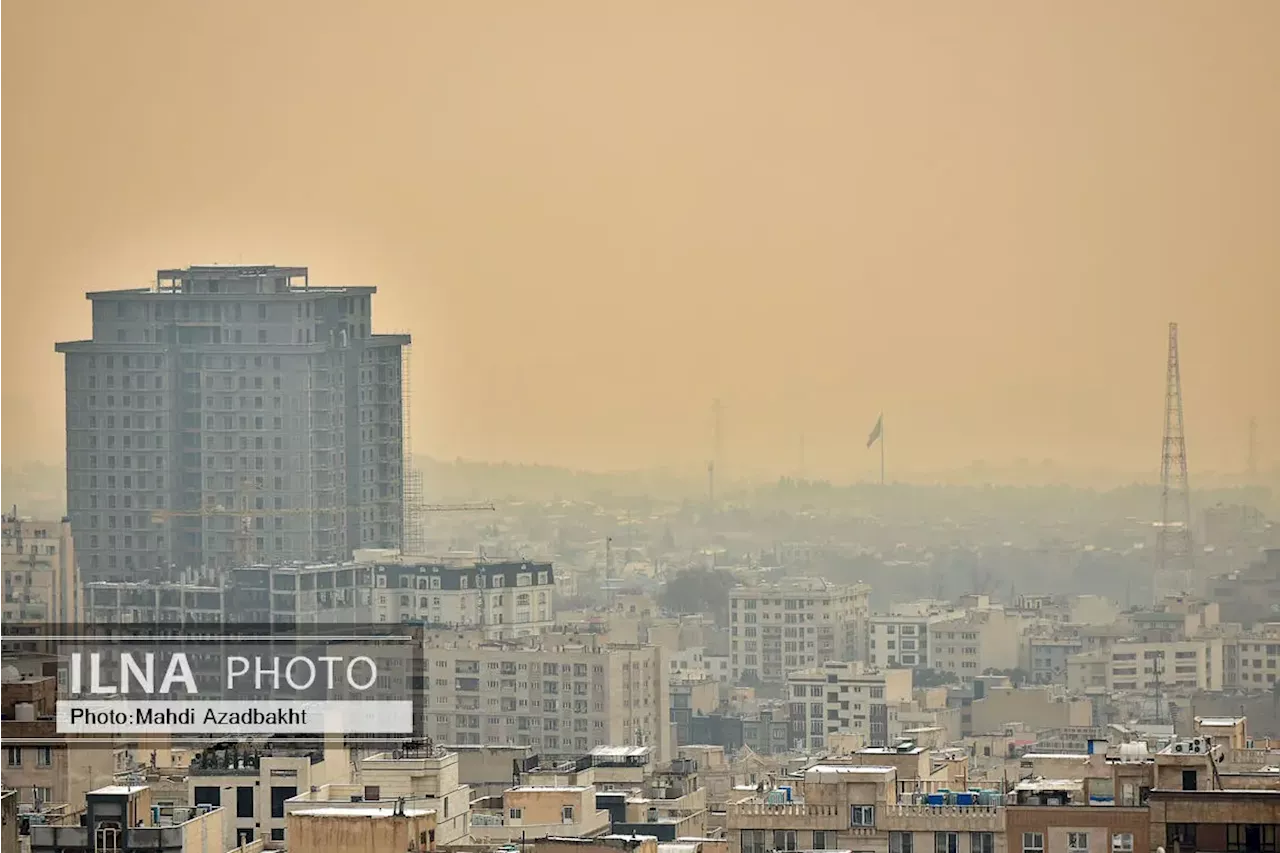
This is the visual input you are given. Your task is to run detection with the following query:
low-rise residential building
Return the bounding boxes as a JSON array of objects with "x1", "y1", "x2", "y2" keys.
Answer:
[
  {"x1": 930, "y1": 609, "x2": 1024, "y2": 680},
  {"x1": 868, "y1": 612, "x2": 954, "y2": 670},
  {"x1": 472, "y1": 766, "x2": 613, "y2": 842},
  {"x1": 1104, "y1": 639, "x2": 1225, "y2": 693},
  {"x1": 369, "y1": 559, "x2": 556, "y2": 637},
  {"x1": 1232, "y1": 628, "x2": 1280, "y2": 691},
  {"x1": 727, "y1": 760, "x2": 1004, "y2": 853},
  {"x1": 353, "y1": 743, "x2": 473, "y2": 844},
  {"x1": 286, "y1": 800, "x2": 437, "y2": 853},
  {"x1": 1025, "y1": 637, "x2": 1084, "y2": 686},
  {"x1": 29, "y1": 786, "x2": 226, "y2": 853},
  {"x1": 1, "y1": 673, "x2": 115, "y2": 811},
  {"x1": 729, "y1": 580, "x2": 871, "y2": 684},
  {"x1": 970, "y1": 687, "x2": 1092, "y2": 737},
  {"x1": 188, "y1": 741, "x2": 348, "y2": 849},
  {"x1": 672, "y1": 677, "x2": 723, "y2": 747},
  {"x1": 2, "y1": 510, "x2": 80, "y2": 626},
  {"x1": 420, "y1": 630, "x2": 672, "y2": 761},
  {"x1": 785, "y1": 662, "x2": 913, "y2": 750}
]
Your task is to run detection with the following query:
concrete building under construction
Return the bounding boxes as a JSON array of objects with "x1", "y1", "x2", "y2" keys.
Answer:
[{"x1": 56, "y1": 265, "x2": 410, "y2": 580}]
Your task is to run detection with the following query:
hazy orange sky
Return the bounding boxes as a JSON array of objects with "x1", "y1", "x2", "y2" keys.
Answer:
[{"x1": 4, "y1": 1, "x2": 1278, "y2": 482}]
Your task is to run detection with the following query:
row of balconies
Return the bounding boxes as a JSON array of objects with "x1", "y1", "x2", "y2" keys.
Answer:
[{"x1": 728, "y1": 801, "x2": 1005, "y2": 832}]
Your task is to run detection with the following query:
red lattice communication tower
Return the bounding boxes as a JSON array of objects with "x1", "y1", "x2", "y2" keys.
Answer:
[{"x1": 1154, "y1": 321, "x2": 1194, "y2": 602}]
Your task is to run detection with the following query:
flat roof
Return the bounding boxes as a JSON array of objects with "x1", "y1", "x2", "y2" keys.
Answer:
[
  {"x1": 291, "y1": 806, "x2": 434, "y2": 817},
  {"x1": 91, "y1": 785, "x2": 149, "y2": 796},
  {"x1": 806, "y1": 764, "x2": 896, "y2": 775},
  {"x1": 511, "y1": 786, "x2": 588, "y2": 793},
  {"x1": 1015, "y1": 779, "x2": 1084, "y2": 792},
  {"x1": 591, "y1": 745, "x2": 652, "y2": 758},
  {"x1": 859, "y1": 746, "x2": 926, "y2": 755}
]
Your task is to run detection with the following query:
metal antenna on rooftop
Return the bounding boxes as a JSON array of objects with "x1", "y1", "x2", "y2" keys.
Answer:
[{"x1": 1154, "y1": 323, "x2": 1194, "y2": 604}]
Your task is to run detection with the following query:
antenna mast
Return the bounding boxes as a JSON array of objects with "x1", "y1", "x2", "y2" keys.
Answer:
[{"x1": 1154, "y1": 322, "x2": 1194, "y2": 603}]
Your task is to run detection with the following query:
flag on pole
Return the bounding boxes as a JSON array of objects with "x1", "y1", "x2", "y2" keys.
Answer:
[{"x1": 866, "y1": 413, "x2": 883, "y2": 449}]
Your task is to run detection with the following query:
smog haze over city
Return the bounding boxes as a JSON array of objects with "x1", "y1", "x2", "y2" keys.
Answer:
[
  {"x1": 8, "y1": 5, "x2": 1280, "y2": 849},
  {"x1": 4, "y1": 1, "x2": 1279, "y2": 492}
]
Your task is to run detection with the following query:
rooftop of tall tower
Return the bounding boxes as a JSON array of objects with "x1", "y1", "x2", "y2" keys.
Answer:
[{"x1": 80, "y1": 264, "x2": 378, "y2": 298}]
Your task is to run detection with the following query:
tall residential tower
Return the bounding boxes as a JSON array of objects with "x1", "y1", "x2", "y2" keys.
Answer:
[{"x1": 56, "y1": 265, "x2": 409, "y2": 581}]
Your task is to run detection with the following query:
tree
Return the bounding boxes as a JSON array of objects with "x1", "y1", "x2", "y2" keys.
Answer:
[
  {"x1": 983, "y1": 667, "x2": 1030, "y2": 686},
  {"x1": 913, "y1": 668, "x2": 959, "y2": 688},
  {"x1": 659, "y1": 569, "x2": 736, "y2": 624}
]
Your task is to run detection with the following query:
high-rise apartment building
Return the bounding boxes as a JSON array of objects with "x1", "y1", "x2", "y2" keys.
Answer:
[
  {"x1": 56, "y1": 265, "x2": 409, "y2": 580},
  {"x1": 728, "y1": 579, "x2": 870, "y2": 683}
]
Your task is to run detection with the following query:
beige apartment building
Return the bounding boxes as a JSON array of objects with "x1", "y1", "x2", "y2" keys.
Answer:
[
  {"x1": 2, "y1": 510, "x2": 80, "y2": 626},
  {"x1": 1229, "y1": 628, "x2": 1280, "y2": 690},
  {"x1": 1, "y1": 674, "x2": 115, "y2": 813},
  {"x1": 287, "y1": 801, "x2": 437, "y2": 853},
  {"x1": 420, "y1": 630, "x2": 673, "y2": 762},
  {"x1": 929, "y1": 609, "x2": 1024, "y2": 679},
  {"x1": 1066, "y1": 638, "x2": 1225, "y2": 694},
  {"x1": 786, "y1": 662, "x2": 913, "y2": 750},
  {"x1": 188, "y1": 742, "x2": 349, "y2": 850},
  {"x1": 351, "y1": 746, "x2": 473, "y2": 843},
  {"x1": 729, "y1": 579, "x2": 871, "y2": 684}
]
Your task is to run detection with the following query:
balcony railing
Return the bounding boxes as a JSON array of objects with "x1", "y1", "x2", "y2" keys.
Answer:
[
  {"x1": 726, "y1": 802, "x2": 848, "y2": 831},
  {"x1": 878, "y1": 803, "x2": 1004, "y2": 831}
]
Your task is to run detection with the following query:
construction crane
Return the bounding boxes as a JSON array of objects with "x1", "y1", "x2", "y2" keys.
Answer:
[{"x1": 150, "y1": 501, "x2": 496, "y2": 566}]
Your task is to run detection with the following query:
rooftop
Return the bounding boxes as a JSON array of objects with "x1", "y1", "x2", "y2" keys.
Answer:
[
  {"x1": 291, "y1": 806, "x2": 435, "y2": 818},
  {"x1": 91, "y1": 785, "x2": 149, "y2": 796}
]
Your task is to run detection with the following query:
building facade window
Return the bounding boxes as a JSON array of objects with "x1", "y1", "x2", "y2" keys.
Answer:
[{"x1": 1023, "y1": 833, "x2": 1044, "y2": 853}]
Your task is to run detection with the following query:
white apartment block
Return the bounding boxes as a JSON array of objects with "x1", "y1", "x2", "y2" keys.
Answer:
[
  {"x1": 1104, "y1": 638, "x2": 1225, "y2": 692},
  {"x1": 928, "y1": 608, "x2": 1023, "y2": 679},
  {"x1": 729, "y1": 579, "x2": 870, "y2": 683},
  {"x1": 371, "y1": 560, "x2": 556, "y2": 637},
  {"x1": 868, "y1": 612, "x2": 957, "y2": 669},
  {"x1": 2, "y1": 511, "x2": 80, "y2": 626},
  {"x1": 786, "y1": 661, "x2": 913, "y2": 750},
  {"x1": 420, "y1": 630, "x2": 672, "y2": 762}
]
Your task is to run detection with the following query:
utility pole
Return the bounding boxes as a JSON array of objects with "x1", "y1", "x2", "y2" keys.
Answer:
[
  {"x1": 1151, "y1": 651, "x2": 1166, "y2": 726},
  {"x1": 1154, "y1": 323, "x2": 1193, "y2": 604}
]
